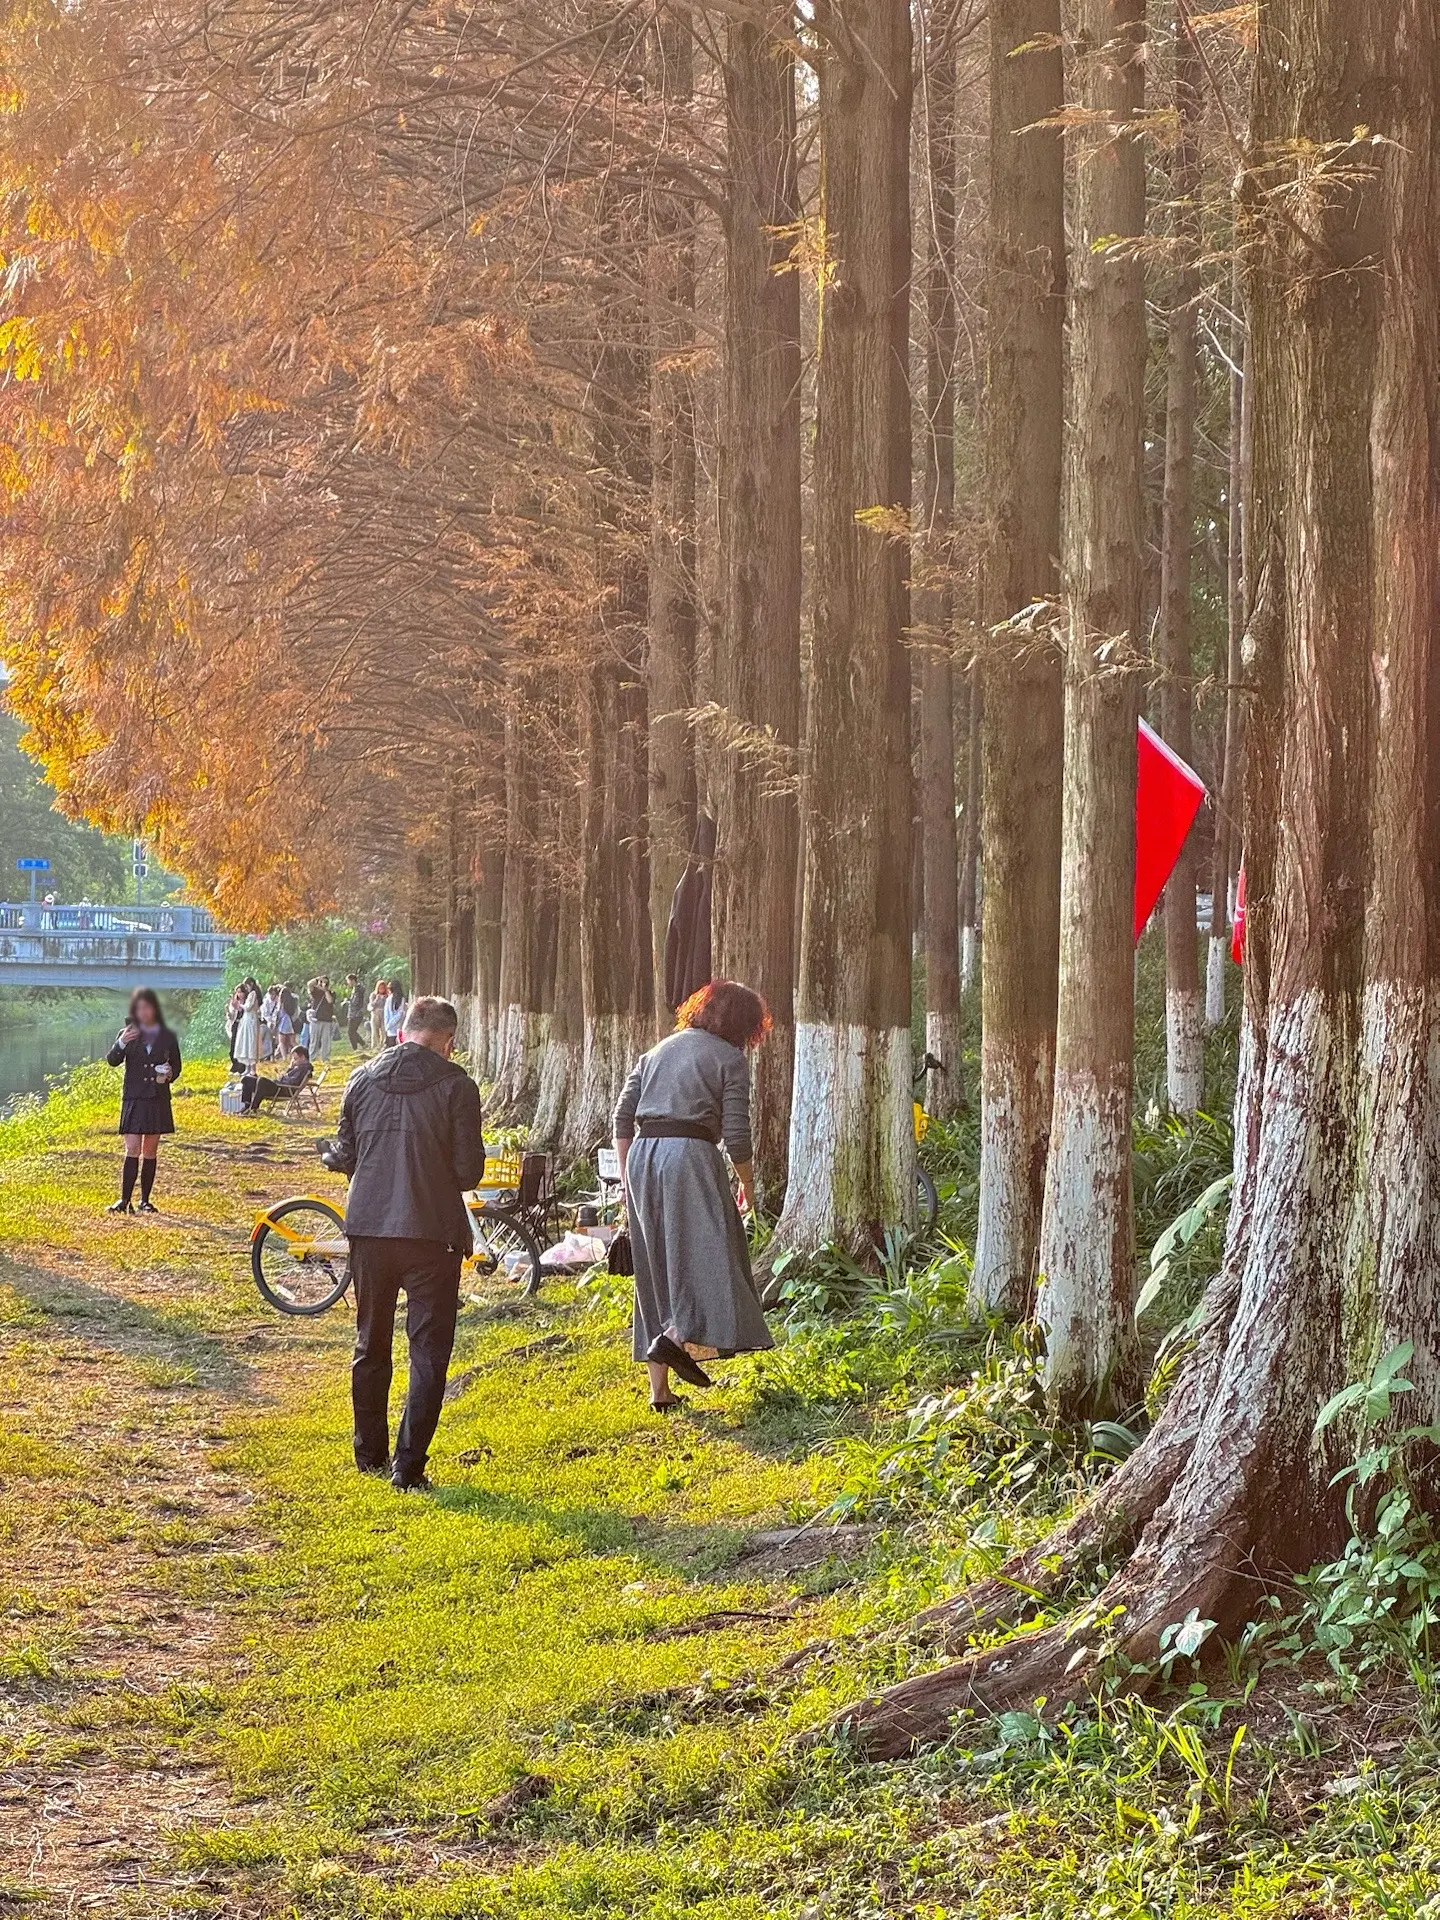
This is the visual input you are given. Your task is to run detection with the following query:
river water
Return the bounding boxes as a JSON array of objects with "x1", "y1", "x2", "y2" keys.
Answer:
[{"x1": 0, "y1": 998, "x2": 132, "y2": 1111}]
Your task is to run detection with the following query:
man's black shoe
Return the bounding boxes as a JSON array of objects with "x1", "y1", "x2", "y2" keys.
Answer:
[
  {"x1": 391, "y1": 1473, "x2": 434, "y2": 1494},
  {"x1": 645, "y1": 1333, "x2": 714, "y2": 1389},
  {"x1": 357, "y1": 1459, "x2": 392, "y2": 1478}
]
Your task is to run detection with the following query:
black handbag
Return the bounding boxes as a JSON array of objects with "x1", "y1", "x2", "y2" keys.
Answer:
[{"x1": 607, "y1": 1230, "x2": 634, "y2": 1277}]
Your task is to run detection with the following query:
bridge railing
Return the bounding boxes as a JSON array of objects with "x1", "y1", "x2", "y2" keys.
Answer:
[
  {"x1": 0, "y1": 903, "x2": 218, "y2": 935},
  {"x1": 0, "y1": 903, "x2": 234, "y2": 979}
]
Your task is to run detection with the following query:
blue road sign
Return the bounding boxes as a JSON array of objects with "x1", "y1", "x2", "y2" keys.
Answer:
[{"x1": 16, "y1": 858, "x2": 50, "y2": 871}]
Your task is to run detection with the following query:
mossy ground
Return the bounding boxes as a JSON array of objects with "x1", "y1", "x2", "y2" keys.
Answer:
[{"x1": 1, "y1": 1059, "x2": 1438, "y2": 1916}]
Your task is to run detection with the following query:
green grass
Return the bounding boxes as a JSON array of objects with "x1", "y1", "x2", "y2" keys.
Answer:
[{"x1": 4, "y1": 1055, "x2": 1440, "y2": 1916}]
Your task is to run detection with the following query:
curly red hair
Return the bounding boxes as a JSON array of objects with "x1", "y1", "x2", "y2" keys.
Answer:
[{"x1": 676, "y1": 979, "x2": 772, "y2": 1050}]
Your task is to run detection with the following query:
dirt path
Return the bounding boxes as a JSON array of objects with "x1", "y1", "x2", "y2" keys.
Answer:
[{"x1": 0, "y1": 1091, "x2": 343, "y2": 1917}]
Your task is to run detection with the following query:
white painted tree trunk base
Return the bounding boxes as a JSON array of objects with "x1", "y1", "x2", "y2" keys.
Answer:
[
  {"x1": 562, "y1": 1013, "x2": 652, "y2": 1158},
  {"x1": 1037, "y1": 1067, "x2": 1135, "y2": 1418},
  {"x1": 973, "y1": 1036, "x2": 1054, "y2": 1316},
  {"x1": 486, "y1": 1006, "x2": 548, "y2": 1120},
  {"x1": 960, "y1": 925, "x2": 977, "y2": 993},
  {"x1": 776, "y1": 1023, "x2": 914, "y2": 1256},
  {"x1": 923, "y1": 1011, "x2": 965, "y2": 1120},
  {"x1": 531, "y1": 1038, "x2": 581, "y2": 1149},
  {"x1": 450, "y1": 994, "x2": 481, "y2": 1063},
  {"x1": 1166, "y1": 985, "x2": 1204, "y2": 1114},
  {"x1": 1204, "y1": 936, "x2": 1227, "y2": 1029}
]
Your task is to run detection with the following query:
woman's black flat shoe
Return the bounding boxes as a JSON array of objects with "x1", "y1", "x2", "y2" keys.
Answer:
[
  {"x1": 646, "y1": 1334, "x2": 714, "y2": 1389},
  {"x1": 650, "y1": 1395, "x2": 686, "y2": 1415},
  {"x1": 135, "y1": 1201, "x2": 159, "y2": 1214},
  {"x1": 106, "y1": 1200, "x2": 134, "y2": 1214}
]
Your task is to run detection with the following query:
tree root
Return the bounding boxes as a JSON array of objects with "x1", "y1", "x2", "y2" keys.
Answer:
[{"x1": 822, "y1": 1271, "x2": 1244, "y2": 1757}]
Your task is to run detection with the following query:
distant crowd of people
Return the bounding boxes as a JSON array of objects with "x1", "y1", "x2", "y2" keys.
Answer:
[{"x1": 224, "y1": 974, "x2": 409, "y2": 1073}]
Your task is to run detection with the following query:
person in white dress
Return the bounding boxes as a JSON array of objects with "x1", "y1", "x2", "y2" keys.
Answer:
[{"x1": 233, "y1": 981, "x2": 263, "y2": 1070}]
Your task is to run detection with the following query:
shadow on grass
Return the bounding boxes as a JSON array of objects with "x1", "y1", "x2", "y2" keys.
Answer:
[{"x1": 0, "y1": 1253, "x2": 260, "y2": 1397}]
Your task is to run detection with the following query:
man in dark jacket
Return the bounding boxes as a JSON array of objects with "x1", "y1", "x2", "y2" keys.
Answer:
[{"x1": 334, "y1": 995, "x2": 484, "y2": 1490}]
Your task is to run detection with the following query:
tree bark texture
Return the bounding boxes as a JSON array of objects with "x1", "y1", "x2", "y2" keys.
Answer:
[
  {"x1": 831, "y1": 0, "x2": 1440, "y2": 1756},
  {"x1": 489, "y1": 704, "x2": 550, "y2": 1120},
  {"x1": 972, "y1": 0, "x2": 1066, "y2": 1314},
  {"x1": 917, "y1": 0, "x2": 963, "y2": 1119},
  {"x1": 714, "y1": 5, "x2": 804, "y2": 1210},
  {"x1": 776, "y1": 0, "x2": 915, "y2": 1255},
  {"x1": 575, "y1": 315, "x2": 655, "y2": 1152},
  {"x1": 1207, "y1": 294, "x2": 1249, "y2": 1029},
  {"x1": 646, "y1": 9, "x2": 699, "y2": 1026},
  {"x1": 1159, "y1": 22, "x2": 1204, "y2": 1113},
  {"x1": 471, "y1": 759, "x2": 505, "y2": 1081},
  {"x1": 409, "y1": 852, "x2": 444, "y2": 999},
  {"x1": 1036, "y1": 0, "x2": 1148, "y2": 1419}
]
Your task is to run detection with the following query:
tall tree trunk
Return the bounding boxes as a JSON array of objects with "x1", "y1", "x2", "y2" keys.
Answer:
[
  {"x1": 1206, "y1": 287, "x2": 1249, "y2": 1029},
  {"x1": 714, "y1": 3, "x2": 803, "y2": 1210},
  {"x1": 647, "y1": 8, "x2": 699, "y2": 1025},
  {"x1": 972, "y1": 0, "x2": 1066, "y2": 1313},
  {"x1": 957, "y1": 664, "x2": 981, "y2": 992},
  {"x1": 534, "y1": 872, "x2": 582, "y2": 1148},
  {"x1": 1036, "y1": 0, "x2": 1148, "y2": 1419},
  {"x1": 409, "y1": 852, "x2": 444, "y2": 998},
  {"x1": 572, "y1": 321, "x2": 655, "y2": 1153},
  {"x1": 443, "y1": 785, "x2": 477, "y2": 1050},
  {"x1": 832, "y1": 0, "x2": 1440, "y2": 1758},
  {"x1": 489, "y1": 703, "x2": 548, "y2": 1119},
  {"x1": 472, "y1": 763, "x2": 505, "y2": 1083},
  {"x1": 1159, "y1": 20, "x2": 1204, "y2": 1111},
  {"x1": 776, "y1": 0, "x2": 914, "y2": 1254},
  {"x1": 917, "y1": 0, "x2": 963, "y2": 1117}
]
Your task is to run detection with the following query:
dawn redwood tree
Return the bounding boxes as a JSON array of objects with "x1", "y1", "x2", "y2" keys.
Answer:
[
  {"x1": 916, "y1": 0, "x2": 963, "y2": 1119},
  {"x1": 971, "y1": 0, "x2": 1066, "y2": 1312},
  {"x1": 1034, "y1": 0, "x2": 1148, "y2": 1418},
  {"x1": 777, "y1": 0, "x2": 915, "y2": 1252},
  {"x1": 646, "y1": 7, "x2": 699, "y2": 1020},
  {"x1": 1208, "y1": 284, "x2": 1250, "y2": 1028},
  {"x1": 1159, "y1": 18, "x2": 1204, "y2": 1113},
  {"x1": 572, "y1": 321, "x2": 656, "y2": 1150},
  {"x1": 490, "y1": 703, "x2": 549, "y2": 1118},
  {"x1": 832, "y1": 0, "x2": 1440, "y2": 1755},
  {"x1": 712, "y1": 1, "x2": 803, "y2": 1207}
]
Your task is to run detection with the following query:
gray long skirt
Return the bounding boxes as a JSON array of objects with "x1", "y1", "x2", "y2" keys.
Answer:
[{"x1": 626, "y1": 1137, "x2": 774, "y2": 1361}]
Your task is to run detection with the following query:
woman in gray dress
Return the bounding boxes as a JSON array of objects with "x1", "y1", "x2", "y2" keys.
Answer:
[{"x1": 614, "y1": 980, "x2": 775, "y2": 1411}]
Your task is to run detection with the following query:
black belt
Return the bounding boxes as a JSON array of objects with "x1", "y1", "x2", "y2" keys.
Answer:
[{"x1": 636, "y1": 1119, "x2": 719, "y2": 1144}]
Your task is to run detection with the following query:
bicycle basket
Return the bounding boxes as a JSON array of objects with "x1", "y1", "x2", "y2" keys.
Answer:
[{"x1": 476, "y1": 1147, "x2": 524, "y2": 1194}]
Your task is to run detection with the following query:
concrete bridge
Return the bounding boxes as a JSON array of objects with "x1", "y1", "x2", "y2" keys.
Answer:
[{"x1": 0, "y1": 903, "x2": 234, "y2": 989}]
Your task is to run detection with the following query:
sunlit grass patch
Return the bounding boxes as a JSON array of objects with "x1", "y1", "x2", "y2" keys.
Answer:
[{"x1": 6, "y1": 1052, "x2": 1440, "y2": 1918}]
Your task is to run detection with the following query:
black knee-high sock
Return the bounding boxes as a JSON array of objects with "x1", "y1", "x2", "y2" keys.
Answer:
[
  {"x1": 139, "y1": 1157, "x2": 157, "y2": 1204},
  {"x1": 119, "y1": 1155, "x2": 139, "y2": 1206}
]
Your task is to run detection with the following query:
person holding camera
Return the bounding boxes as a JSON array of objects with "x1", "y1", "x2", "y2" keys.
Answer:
[{"x1": 105, "y1": 987, "x2": 183, "y2": 1214}]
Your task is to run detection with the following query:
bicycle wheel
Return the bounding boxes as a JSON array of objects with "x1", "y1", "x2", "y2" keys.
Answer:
[
  {"x1": 470, "y1": 1205, "x2": 544, "y2": 1297},
  {"x1": 251, "y1": 1198, "x2": 351, "y2": 1315},
  {"x1": 916, "y1": 1165, "x2": 939, "y2": 1236}
]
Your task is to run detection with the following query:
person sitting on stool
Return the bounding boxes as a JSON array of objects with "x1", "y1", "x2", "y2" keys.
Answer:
[
  {"x1": 331, "y1": 996, "x2": 484, "y2": 1492},
  {"x1": 241, "y1": 1045, "x2": 312, "y2": 1115}
]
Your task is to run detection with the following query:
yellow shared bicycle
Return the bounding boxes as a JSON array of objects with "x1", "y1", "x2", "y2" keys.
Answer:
[{"x1": 249, "y1": 1146, "x2": 545, "y2": 1316}]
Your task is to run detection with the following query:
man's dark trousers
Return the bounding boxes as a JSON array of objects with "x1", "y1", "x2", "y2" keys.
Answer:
[{"x1": 350, "y1": 1236, "x2": 461, "y2": 1483}]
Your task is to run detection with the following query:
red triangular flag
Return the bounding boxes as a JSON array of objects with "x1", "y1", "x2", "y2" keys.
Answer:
[
  {"x1": 1230, "y1": 864, "x2": 1246, "y2": 966},
  {"x1": 1135, "y1": 718, "x2": 1207, "y2": 943}
]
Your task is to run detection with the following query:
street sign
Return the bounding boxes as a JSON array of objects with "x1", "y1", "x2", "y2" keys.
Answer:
[{"x1": 17, "y1": 857, "x2": 50, "y2": 903}]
